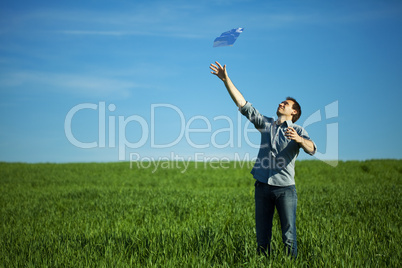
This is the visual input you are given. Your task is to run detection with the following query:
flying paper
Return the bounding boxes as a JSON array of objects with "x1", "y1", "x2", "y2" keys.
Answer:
[{"x1": 213, "y1": 28, "x2": 244, "y2": 47}]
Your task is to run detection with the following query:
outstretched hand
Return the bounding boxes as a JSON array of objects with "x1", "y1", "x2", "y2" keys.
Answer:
[
  {"x1": 209, "y1": 61, "x2": 227, "y2": 81},
  {"x1": 209, "y1": 61, "x2": 246, "y2": 108}
]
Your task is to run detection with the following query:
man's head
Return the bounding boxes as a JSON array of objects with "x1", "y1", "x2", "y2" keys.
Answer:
[{"x1": 276, "y1": 97, "x2": 301, "y2": 123}]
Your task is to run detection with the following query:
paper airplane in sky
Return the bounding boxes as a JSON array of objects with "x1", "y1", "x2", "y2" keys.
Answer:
[{"x1": 213, "y1": 28, "x2": 244, "y2": 47}]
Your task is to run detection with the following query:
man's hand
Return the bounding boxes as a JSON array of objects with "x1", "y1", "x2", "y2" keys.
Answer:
[
  {"x1": 209, "y1": 61, "x2": 246, "y2": 108},
  {"x1": 210, "y1": 61, "x2": 227, "y2": 81},
  {"x1": 285, "y1": 127, "x2": 302, "y2": 143},
  {"x1": 286, "y1": 127, "x2": 316, "y2": 155}
]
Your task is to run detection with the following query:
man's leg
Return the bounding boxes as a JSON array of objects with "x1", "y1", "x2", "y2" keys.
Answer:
[
  {"x1": 254, "y1": 181, "x2": 275, "y2": 256},
  {"x1": 275, "y1": 185, "x2": 298, "y2": 258}
]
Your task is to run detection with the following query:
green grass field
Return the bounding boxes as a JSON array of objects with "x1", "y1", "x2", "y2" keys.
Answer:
[{"x1": 0, "y1": 160, "x2": 401, "y2": 267}]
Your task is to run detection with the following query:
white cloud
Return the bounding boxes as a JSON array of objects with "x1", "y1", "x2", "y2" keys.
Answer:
[
  {"x1": 0, "y1": 2, "x2": 212, "y2": 39},
  {"x1": 0, "y1": 71, "x2": 137, "y2": 98},
  {"x1": 1, "y1": 0, "x2": 401, "y2": 40}
]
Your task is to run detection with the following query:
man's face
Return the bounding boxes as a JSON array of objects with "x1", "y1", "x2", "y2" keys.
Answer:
[{"x1": 276, "y1": 100, "x2": 296, "y2": 117}]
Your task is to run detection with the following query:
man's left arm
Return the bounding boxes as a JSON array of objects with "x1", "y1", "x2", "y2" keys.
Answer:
[{"x1": 285, "y1": 127, "x2": 316, "y2": 155}]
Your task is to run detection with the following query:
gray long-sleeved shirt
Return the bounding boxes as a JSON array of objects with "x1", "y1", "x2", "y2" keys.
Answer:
[{"x1": 240, "y1": 102, "x2": 316, "y2": 186}]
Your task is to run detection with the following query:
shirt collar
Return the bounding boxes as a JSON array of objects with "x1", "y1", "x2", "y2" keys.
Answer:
[
  {"x1": 285, "y1": 120, "x2": 293, "y2": 127},
  {"x1": 275, "y1": 119, "x2": 293, "y2": 127}
]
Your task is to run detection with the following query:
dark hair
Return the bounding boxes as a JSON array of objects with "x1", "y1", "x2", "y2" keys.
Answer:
[{"x1": 286, "y1": 97, "x2": 301, "y2": 123}]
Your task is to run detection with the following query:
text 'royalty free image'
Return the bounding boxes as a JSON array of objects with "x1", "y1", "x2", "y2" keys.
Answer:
[{"x1": 129, "y1": 152, "x2": 259, "y2": 173}]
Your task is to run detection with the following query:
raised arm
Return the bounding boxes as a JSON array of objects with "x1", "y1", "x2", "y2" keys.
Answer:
[{"x1": 210, "y1": 61, "x2": 246, "y2": 108}]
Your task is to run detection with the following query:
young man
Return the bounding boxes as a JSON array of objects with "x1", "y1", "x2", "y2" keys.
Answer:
[{"x1": 209, "y1": 61, "x2": 316, "y2": 258}]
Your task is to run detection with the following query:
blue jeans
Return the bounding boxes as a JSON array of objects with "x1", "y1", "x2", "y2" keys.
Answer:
[{"x1": 255, "y1": 181, "x2": 298, "y2": 258}]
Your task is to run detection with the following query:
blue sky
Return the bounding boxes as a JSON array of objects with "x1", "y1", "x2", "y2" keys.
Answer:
[{"x1": 1, "y1": 0, "x2": 401, "y2": 163}]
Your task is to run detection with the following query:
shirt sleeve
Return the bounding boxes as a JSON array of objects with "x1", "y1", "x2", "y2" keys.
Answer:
[
  {"x1": 296, "y1": 126, "x2": 317, "y2": 156},
  {"x1": 239, "y1": 102, "x2": 267, "y2": 131}
]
